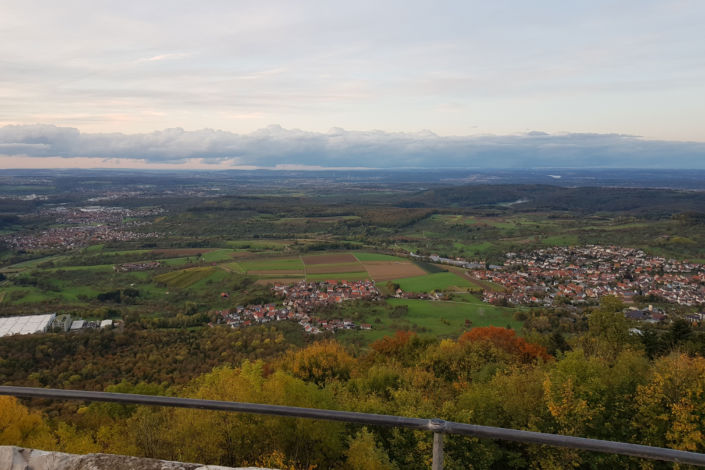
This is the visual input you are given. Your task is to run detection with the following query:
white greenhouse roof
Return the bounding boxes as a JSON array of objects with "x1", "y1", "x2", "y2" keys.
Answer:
[{"x1": 0, "y1": 314, "x2": 56, "y2": 338}]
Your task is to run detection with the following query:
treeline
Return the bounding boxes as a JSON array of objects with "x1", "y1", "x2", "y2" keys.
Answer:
[
  {"x1": 0, "y1": 326, "x2": 292, "y2": 393},
  {"x1": 405, "y1": 184, "x2": 705, "y2": 216},
  {"x1": 4, "y1": 302, "x2": 705, "y2": 468}
]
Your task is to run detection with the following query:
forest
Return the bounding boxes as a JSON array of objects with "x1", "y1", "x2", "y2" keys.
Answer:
[{"x1": 2, "y1": 297, "x2": 705, "y2": 469}]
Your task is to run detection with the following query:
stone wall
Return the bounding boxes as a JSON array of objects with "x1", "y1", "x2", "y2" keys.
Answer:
[{"x1": 0, "y1": 446, "x2": 274, "y2": 470}]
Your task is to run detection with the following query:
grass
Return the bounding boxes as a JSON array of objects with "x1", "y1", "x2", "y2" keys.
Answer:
[
  {"x1": 430, "y1": 214, "x2": 478, "y2": 225},
  {"x1": 160, "y1": 257, "x2": 192, "y2": 267},
  {"x1": 339, "y1": 298, "x2": 521, "y2": 342},
  {"x1": 455, "y1": 241, "x2": 494, "y2": 254},
  {"x1": 92, "y1": 249, "x2": 152, "y2": 256},
  {"x1": 8, "y1": 255, "x2": 67, "y2": 269},
  {"x1": 83, "y1": 244, "x2": 105, "y2": 253},
  {"x1": 57, "y1": 285, "x2": 100, "y2": 301},
  {"x1": 47, "y1": 264, "x2": 114, "y2": 272},
  {"x1": 225, "y1": 240, "x2": 289, "y2": 250},
  {"x1": 201, "y1": 249, "x2": 236, "y2": 262},
  {"x1": 189, "y1": 269, "x2": 231, "y2": 290},
  {"x1": 389, "y1": 298, "x2": 520, "y2": 334},
  {"x1": 154, "y1": 267, "x2": 218, "y2": 289},
  {"x1": 413, "y1": 261, "x2": 447, "y2": 274},
  {"x1": 542, "y1": 235, "x2": 579, "y2": 246},
  {"x1": 393, "y1": 272, "x2": 472, "y2": 292},
  {"x1": 354, "y1": 252, "x2": 406, "y2": 261},
  {"x1": 221, "y1": 261, "x2": 246, "y2": 273},
  {"x1": 2, "y1": 287, "x2": 55, "y2": 304}
]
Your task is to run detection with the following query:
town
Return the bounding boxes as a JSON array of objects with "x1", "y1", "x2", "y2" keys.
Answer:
[
  {"x1": 469, "y1": 245, "x2": 705, "y2": 307},
  {"x1": 2, "y1": 205, "x2": 161, "y2": 252},
  {"x1": 217, "y1": 280, "x2": 379, "y2": 334}
]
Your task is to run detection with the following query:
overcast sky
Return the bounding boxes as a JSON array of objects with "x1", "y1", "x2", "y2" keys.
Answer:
[{"x1": 1, "y1": 0, "x2": 704, "y2": 169}]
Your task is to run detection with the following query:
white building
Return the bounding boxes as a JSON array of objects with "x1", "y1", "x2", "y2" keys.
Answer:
[{"x1": 0, "y1": 314, "x2": 56, "y2": 338}]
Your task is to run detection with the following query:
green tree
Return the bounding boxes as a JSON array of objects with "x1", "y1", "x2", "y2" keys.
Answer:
[
  {"x1": 582, "y1": 296, "x2": 632, "y2": 361},
  {"x1": 345, "y1": 428, "x2": 396, "y2": 470}
]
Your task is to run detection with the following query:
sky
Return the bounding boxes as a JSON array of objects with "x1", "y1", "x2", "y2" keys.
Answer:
[{"x1": 1, "y1": 0, "x2": 704, "y2": 169}]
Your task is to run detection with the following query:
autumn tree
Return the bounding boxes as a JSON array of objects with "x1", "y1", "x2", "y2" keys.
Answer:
[
  {"x1": 581, "y1": 295, "x2": 634, "y2": 361},
  {"x1": 345, "y1": 428, "x2": 396, "y2": 470},
  {"x1": 0, "y1": 396, "x2": 54, "y2": 449},
  {"x1": 288, "y1": 340, "x2": 355, "y2": 386},
  {"x1": 634, "y1": 353, "x2": 705, "y2": 452},
  {"x1": 459, "y1": 326, "x2": 551, "y2": 363}
]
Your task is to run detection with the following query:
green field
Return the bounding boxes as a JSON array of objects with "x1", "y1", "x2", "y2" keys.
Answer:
[
  {"x1": 221, "y1": 261, "x2": 246, "y2": 273},
  {"x1": 201, "y1": 249, "x2": 236, "y2": 262},
  {"x1": 454, "y1": 241, "x2": 494, "y2": 254},
  {"x1": 55, "y1": 285, "x2": 101, "y2": 301},
  {"x1": 225, "y1": 240, "x2": 289, "y2": 251},
  {"x1": 189, "y1": 269, "x2": 230, "y2": 289},
  {"x1": 542, "y1": 235, "x2": 579, "y2": 246},
  {"x1": 154, "y1": 267, "x2": 220, "y2": 289},
  {"x1": 0, "y1": 287, "x2": 55, "y2": 304},
  {"x1": 160, "y1": 257, "x2": 194, "y2": 267},
  {"x1": 47, "y1": 264, "x2": 114, "y2": 272},
  {"x1": 338, "y1": 297, "x2": 521, "y2": 342},
  {"x1": 393, "y1": 272, "x2": 471, "y2": 292},
  {"x1": 6, "y1": 255, "x2": 67, "y2": 270},
  {"x1": 353, "y1": 252, "x2": 406, "y2": 261},
  {"x1": 389, "y1": 298, "x2": 519, "y2": 333}
]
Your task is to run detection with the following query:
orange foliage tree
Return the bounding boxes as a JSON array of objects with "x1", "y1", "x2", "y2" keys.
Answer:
[
  {"x1": 370, "y1": 330, "x2": 416, "y2": 356},
  {"x1": 459, "y1": 326, "x2": 551, "y2": 363}
]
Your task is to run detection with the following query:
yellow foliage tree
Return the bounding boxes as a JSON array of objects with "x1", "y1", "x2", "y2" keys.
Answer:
[
  {"x1": 345, "y1": 428, "x2": 396, "y2": 470},
  {"x1": 0, "y1": 396, "x2": 54, "y2": 450},
  {"x1": 635, "y1": 353, "x2": 705, "y2": 452},
  {"x1": 289, "y1": 341, "x2": 355, "y2": 386}
]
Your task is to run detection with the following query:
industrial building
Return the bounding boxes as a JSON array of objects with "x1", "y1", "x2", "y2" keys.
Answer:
[{"x1": 0, "y1": 314, "x2": 56, "y2": 338}]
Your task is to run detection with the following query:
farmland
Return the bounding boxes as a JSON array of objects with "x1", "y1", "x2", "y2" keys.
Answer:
[
  {"x1": 360, "y1": 261, "x2": 426, "y2": 281},
  {"x1": 154, "y1": 267, "x2": 221, "y2": 289},
  {"x1": 4, "y1": 170, "x2": 705, "y2": 346},
  {"x1": 223, "y1": 252, "x2": 439, "y2": 283}
]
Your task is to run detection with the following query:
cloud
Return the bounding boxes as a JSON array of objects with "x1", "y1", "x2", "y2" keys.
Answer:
[
  {"x1": 1, "y1": 124, "x2": 704, "y2": 169},
  {"x1": 135, "y1": 53, "x2": 190, "y2": 63}
]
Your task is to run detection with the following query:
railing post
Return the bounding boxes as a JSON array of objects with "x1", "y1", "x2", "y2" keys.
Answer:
[
  {"x1": 432, "y1": 431, "x2": 444, "y2": 470},
  {"x1": 429, "y1": 418, "x2": 446, "y2": 470}
]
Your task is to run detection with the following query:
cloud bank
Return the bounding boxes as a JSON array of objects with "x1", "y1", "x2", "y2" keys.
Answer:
[{"x1": 1, "y1": 124, "x2": 704, "y2": 169}]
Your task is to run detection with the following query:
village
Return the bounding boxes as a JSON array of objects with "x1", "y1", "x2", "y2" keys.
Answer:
[
  {"x1": 217, "y1": 280, "x2": 379, "y2": 334},
  {"x1": 2, "y1": 205, "x2": 161, "y2": 252},
  {"x1": 469, "y1": 245, "x2": 705, "y2": 309}
]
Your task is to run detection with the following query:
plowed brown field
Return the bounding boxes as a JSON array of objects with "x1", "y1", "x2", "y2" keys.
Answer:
[
  {"x1": 248, "y1": 270, "x2": 305, "y2": 275},
  {"x1": 362, "y1": 261, "x2": 426, "y2": 281}
]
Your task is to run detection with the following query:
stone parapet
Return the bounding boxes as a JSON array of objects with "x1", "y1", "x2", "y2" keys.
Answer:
[{"x1": 0, "y1": 446, "x2": 274, "y2": 470}]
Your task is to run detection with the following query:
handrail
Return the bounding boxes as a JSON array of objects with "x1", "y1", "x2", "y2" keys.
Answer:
[{"x1": 2, "y1": 385, "x2": 705, "y2": 468}]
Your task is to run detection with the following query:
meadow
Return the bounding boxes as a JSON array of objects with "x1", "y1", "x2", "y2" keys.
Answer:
[{"x1": 393, "y1": 272, "x2": 472, "y2": 292}]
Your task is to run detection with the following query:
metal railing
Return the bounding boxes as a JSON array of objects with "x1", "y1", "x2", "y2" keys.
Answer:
[{"x1": 2, "y1": 385, "x2": 705, "y2": 469}]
